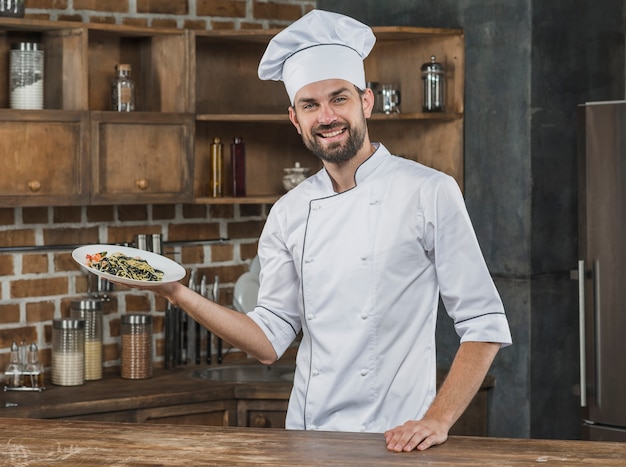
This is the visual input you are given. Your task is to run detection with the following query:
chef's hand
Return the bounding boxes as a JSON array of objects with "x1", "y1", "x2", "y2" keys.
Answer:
[{"x1": 384, "y1": 417, "x2": 448, "y2": 452}]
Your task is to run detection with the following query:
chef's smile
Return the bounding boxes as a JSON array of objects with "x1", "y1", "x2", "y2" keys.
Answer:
[{"x1": 315, "y1": 124, "x2": 347, "y2": 142}]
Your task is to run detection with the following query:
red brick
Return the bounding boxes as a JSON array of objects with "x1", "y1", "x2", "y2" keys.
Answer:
[
  {"x1": 106, "y1": 225, "x2": 161, "y2": 244},
  {"x1": 0, "y1": 303, "x2": 20, "y2": 324},
  {"x1": 0, "y1": 255, "x2": 14, "y2": 275},
  {"x1": 209, "y1": 20, "x2": 236, "y2": 30},
  {"x1": 137, "y1": 0, "x2": 188, "y2": 15},
  {"x1": 0, "y1": 229, "x2": 36, "y2": 247},
  {"x1": 253, "y1": 1, "x2": 303, "y2": 21},
  {"x1": 74, "y1": 0, "x2": 129, "y2": 12},
  {"x1": 211, "y1": 243, "x2": 233, "y2": 262},
  {"x1": 184, "y1": 19, "x2": 208, "y2": 30},
  {"x1": 26, "y1": 0, "x2": 69, "y2": 7},
  {"x1": 209, "y1": 204, "x2": 234, "y2": 218},
  {"x1": 22, "y1": 207, "x2": 48, "y2": 224},
  {"x1": 240, "y1": 242, "x2": 259, "y2": 260},
  {"x1": 168, "y1": 223, "x2": 220, "y2": 241},
  {"x1": 0, "y1": 326, "x2": 38, "y2": 349},
  {"x1": 240, "y1": 22, "x2": 264, "y2": 30},
  {"x1": 0, "y1": 208, "x2": 15, "y2": 225},
  {"x1": 53, "y1": 252, "x2": 81, "y2": 273},
  {"x1": 118, "y1": 205, "x2": 148, "y2": 222},
  {"x1": 151, "y1": 18, "x2": 178, "y2": 28},
  {"x1": 197, "y1": 0, "x2": 246, "y2": 18},
  {"x1": 122, "y1": 17, "x2": 149, "y2": 28},
  {"x1": 42, "y1": 226, "x2": 99, "y2": 245},
  {"x1": 89, "y1": 16, "x2": 117, "y2": 25},
  {"x1": 86, "y1": 205, "x2": 115, "y2": 223},
  {"x1": 182, "y1": 204, "x2": 207, "y2": 219},
  {"x1": 53, "y1": 206, "x2": 82, "y2": 223},
  {"x1": 11, "y1": 277, "x2": 69, "y2": 299},
  {"x1": 22, "y1": 254, "x2": 48, "y2": 274},
  {"x1": 227, "y1": 220, "x2": 265, "y2": 239},
  {"x1": 181, "y1": 245, "x2": 204, "y2": 265},
  {"x1": 56, "y1": 14, "x2": 83, "y2": 22},
  {"x1": 125, "y1": 294, "x2": 152, "y2": 312},
  {"x1": 26, "y1": 301, "x2": 56, "y2": 323},
  {"x1": 152, "y1": 204, "x2": 176, "y2": 220}
]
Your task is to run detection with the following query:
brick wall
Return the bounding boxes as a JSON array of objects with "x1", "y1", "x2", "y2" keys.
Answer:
[{"x1": 0, "y1": 0, "x2": 314, "y2": 377}]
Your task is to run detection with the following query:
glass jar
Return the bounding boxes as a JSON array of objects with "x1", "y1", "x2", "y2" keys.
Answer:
[
  {"x1": 70, "y1": 299, "x2": 103, "y2": 381},
  {"x1": 121, "y1": 313, "x2": 153, "y2": 379},
  {"x1": 52, "y1": 318, "x2": 85, "y2": 386},
  {"x1": 10, "y1": 42, "x2": 44, "y2": 110},
  {"x1": 111, "y1": 63, "x2": 135, "y2": 112},
  {"x1": 0, "y1": 0, "x2": 25, "y2": 18}
]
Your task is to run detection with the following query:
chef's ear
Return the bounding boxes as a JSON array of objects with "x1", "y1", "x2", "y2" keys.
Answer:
[{"x1": 288, "y1": 106, "x2": 302, "y2": 134}]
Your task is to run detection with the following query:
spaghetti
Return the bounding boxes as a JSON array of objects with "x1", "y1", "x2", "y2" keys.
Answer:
[{"x1": 86, "y1": 251, "x2": 164, "y2": 282}]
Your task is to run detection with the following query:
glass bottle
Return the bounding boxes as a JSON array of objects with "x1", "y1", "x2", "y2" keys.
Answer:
[
  {"x1": 24, "y1": 342, "x2": 44, "y2": 389},
  {"x1": 4, "y1": 342, "x2": 23, "y2": 388},
  {"x1": 209, "y1": 137, "x2": 224, "y2": 198},
  {"x1": 111, "y1": 64, "x2": 135, "y2": 112},
  {"x1": 231, "y1": 137, "x2": 246, "y2": 197}
]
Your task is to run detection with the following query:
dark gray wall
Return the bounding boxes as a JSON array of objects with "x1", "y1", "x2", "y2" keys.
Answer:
[{"x1": 318, "y1": 0, "x2": 625, "y2": 439}]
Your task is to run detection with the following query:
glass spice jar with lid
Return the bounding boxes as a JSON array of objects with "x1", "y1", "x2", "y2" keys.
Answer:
[{"x1": 120, "y1": 313, "x2": 153, "y2": 379}]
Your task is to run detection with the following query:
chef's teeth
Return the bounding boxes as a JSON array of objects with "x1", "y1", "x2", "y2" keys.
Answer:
[{"x1": 321, "y1": 129, "x2": 343, "y2": 138}]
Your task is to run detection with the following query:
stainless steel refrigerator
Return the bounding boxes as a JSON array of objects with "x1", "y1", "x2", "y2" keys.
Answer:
[{"x1": 577, "y1": 100, "x2": 626, "y2": 441}]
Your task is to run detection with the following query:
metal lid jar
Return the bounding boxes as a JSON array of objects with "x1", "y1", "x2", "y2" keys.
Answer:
[
  {"x1": 421, "y1": 55, "x2": 445, "y2": 112},
  {"x1": 10, "y1": 42, "x2": 44, "y2": 110},
  {"x1": 51, "y1": 318, "x2": 85, "y2": 386},
  {"x1": 70, "y1": 299, "x2": 103, "y2": 381},
  {"x1": 120, "y1": 313, "x2": 153, "y2": 379}
]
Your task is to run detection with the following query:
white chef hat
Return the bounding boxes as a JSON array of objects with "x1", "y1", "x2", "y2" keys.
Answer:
[{"x1": 258, "y1": 10, "x2": 376, "y2": 104}]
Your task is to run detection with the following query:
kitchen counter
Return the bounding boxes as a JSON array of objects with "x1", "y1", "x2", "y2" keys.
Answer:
[{"x1": 2, "y1": 417, "x2": 625, "y2": 466}]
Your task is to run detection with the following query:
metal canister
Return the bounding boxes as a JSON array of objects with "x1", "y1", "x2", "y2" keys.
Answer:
[
  {"x1": 10, "y1": 42, "x2": 44, "y2": 110},
  {"x1": 70, "y1": 299, "x2": 103, "y2": 381},
  {"x1": 421, "y1": 55, "x2": 445, "y2": 112},
  {"x1": 121, "y1": 313, "x2": 153, "y2": 379},
  {"x1": 51, "y1": 318, "x2": 85, "y2": 386}
]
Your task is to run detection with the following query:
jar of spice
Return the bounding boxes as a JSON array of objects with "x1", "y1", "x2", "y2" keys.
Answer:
[
  {"x1": 121, "y1": 313, "x2": 153, "y2": 379},
  {"x1": 10, "y1": 42, "x2": 44, "y2": 110},
  {"x1": 70, "y1": 299, "x2": 103, "y2": 381},
  {"x1": 111, "y1": 63, "x2": 135, "y2": 112},
  {"x1": 52, "y1": 318, "x2": 85, "y2": 386}
]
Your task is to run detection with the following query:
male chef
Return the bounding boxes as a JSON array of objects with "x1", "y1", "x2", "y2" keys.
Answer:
[{"x1": 145, "y1": 9, "x2": 512, "y2": 452}]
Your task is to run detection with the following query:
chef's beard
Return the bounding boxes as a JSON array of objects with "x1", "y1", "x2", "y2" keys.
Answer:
[{"x1": 302, "y1": 115, "x2": 367, "y2": 164}]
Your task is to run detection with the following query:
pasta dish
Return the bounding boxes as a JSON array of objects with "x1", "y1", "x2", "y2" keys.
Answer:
[{"x1": 86, "y1": 251, "x2": 164, "y2": 282}]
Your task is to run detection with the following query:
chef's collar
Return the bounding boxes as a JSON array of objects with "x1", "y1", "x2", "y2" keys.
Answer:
[{"x1": 353, "y1": 142, "x2": 388, "y2": 185}]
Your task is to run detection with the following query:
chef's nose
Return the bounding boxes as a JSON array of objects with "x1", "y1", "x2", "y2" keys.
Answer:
[{"x1": 317, "y1": 104, "x2": 338, "y2": 125}]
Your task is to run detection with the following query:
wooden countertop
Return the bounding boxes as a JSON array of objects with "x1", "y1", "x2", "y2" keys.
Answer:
[
  {"x1": 1, "y1": 417, "x2": 625, "y2": 466},
  {"x1": 0, "y1": 362, "x2": 293, "y2": 419}
]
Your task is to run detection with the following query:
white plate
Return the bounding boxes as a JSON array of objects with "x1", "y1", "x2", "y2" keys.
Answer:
[
  {"x1": 72, "y1": 244, "x2": 186, "y2": 287},
  {"x1": 233, "y1": 271, "x2": 259, "y2": 313}
]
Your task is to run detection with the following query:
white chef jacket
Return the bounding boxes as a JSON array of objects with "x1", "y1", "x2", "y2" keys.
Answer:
[{"x1": 248, "y1": 143, "x2": 512, "y2": 433}]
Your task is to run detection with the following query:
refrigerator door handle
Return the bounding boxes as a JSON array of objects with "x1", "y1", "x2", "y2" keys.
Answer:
[
  {"x1": 578, "y1": 260, "x2": 587, "y2": 407},
  {"x1": 592, "y1": 259, "x2": 602, "y2": 408}
]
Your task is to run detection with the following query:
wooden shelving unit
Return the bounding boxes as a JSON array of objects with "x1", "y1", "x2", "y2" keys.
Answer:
[{"x1": 0, "y1": 19, "x2": 464, "y2": 207}]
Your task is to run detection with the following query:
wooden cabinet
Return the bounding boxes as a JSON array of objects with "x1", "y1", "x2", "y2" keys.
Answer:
[
  {"x1": 0, "y1": 19, "x2": 463, "y2": 207},
  {"x1": 65, "y1": 400, "x2": 237, "y2": 427}
]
